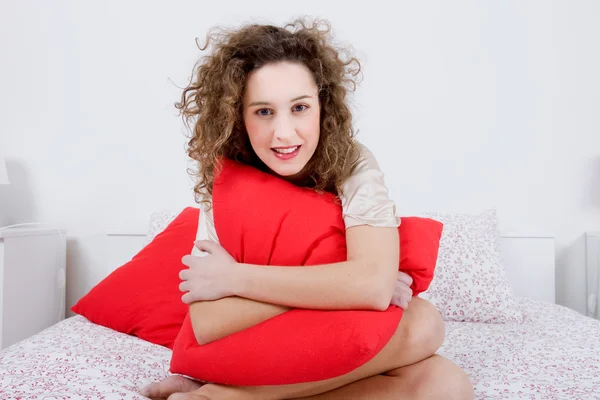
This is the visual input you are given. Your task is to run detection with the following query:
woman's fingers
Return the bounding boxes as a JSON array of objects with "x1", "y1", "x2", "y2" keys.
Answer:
[
  {"x1": 179, "y1": 281, "x2": 189, "y2": 293},
  {"x1": 179, "y1": 269, "x2": 189, "y2": 280},
  {"x1": 397, "y1": 271, "x2": 413, "y2": 287},
  {"x1": 194, "y1": 240, "x2": 220, "y2": 254}
]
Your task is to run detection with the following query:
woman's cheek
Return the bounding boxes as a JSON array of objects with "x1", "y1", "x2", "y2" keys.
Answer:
[
  {"x1": 245, "y1": 117, "x2": 268, "y2": 142},
  {"x1": 301, "y1": 110, "x2": 321, "y2": 138}
]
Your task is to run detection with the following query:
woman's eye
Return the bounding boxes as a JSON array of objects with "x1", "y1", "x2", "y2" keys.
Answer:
[
  {"x1": 292, "y1": 104, "x2": 308, "y2": 112},
  {"x1": 256, "y1": 108, "x2": 272, "y2": 116}
]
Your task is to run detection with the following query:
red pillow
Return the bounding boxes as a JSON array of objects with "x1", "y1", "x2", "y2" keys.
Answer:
[
  {"x1": 70, "y1": 160, "x2": 442, "y2": 384},
  {"x1": 71, "y1": 207, "x2": 198, "y2": 349},
  {"x1": 168, "y1": 159, "x2": 442, "y2": 385}
]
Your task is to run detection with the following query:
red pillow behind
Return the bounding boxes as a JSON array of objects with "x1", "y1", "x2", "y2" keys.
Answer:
[
  {"x1": 71, "y1": 207, "x2": 198, "y2": 349},
  {"x1": 169, "y1": 159, "x2": 442, "y2": 385}
]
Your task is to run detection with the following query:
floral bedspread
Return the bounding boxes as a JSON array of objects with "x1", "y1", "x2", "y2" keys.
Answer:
[{"x1": 1, "y1": 298, "x2": 600, "y2": 399}]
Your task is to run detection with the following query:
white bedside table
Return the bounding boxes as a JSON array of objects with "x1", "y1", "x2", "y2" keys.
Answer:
[{"x1": 0, "y1": 227, "x2": 67, "y2": 350}]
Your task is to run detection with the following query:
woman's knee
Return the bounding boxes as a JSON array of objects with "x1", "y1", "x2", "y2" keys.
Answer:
[
  {"x1": 453, "y1": 369, "x2": 475, "y2": 400},
  {"x1": 396, "y1": 355, "x2": 473, "y2": 400},
  {"x1": 442, "y1": 364, "x2": 473, "y2": 400},
  {"x1": 403, "y1": 298, "x2": 445, "y2": 355},
  {"x1": 417, "y1": 357, "x2": 474, "y2": 400}
]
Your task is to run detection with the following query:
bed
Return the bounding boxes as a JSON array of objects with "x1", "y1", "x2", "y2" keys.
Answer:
[{"x1": 1, "y1": 211, "x2": 599, "y2": 400}]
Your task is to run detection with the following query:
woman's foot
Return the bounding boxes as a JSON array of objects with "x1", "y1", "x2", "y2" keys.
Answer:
[
  {"x1": 167, "y1": 392, "x2": 211, "y2": 400},
  {"x1": 166, "y1": 383, "x2": 253, "y2": 400},
  {"x1": 140, "y1": 375, "x2": 204, "y2": 399}
]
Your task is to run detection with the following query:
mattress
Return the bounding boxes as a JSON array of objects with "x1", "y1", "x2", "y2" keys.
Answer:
[{"x1": 1, "y1": 298, "x2": 599, "y2": 400}]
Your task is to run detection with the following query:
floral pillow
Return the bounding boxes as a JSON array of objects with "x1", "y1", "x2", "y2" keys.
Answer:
[
  {"x1": 417, "y1": 209, "x2": 523, "y2": 323},
  {"x1": 145, "y1": 210, "x2": 179, "y2": 245}
]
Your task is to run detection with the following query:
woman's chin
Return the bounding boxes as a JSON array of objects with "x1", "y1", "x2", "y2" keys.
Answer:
[
  {"x1": 273, "y1": 168, "x2": 303, "y2": 179},
  {"x1": 268, "y1": 164, "x2": 308, "y2": 181},
  {"x1": 266, "y1": 161, "x2": 303, "y2": 177}
]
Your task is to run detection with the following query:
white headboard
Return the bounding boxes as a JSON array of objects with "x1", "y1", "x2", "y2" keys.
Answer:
[
  {"x1": 105, "y1": 231, "x2": 556, "y2": 304},
  {"x1": 498, "y1": 232, "x2": 555, "y2": 303}
]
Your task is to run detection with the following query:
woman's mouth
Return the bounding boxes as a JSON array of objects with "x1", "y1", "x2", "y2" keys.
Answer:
[{"x1": 271, "y1": 145, "x2": 301, "y2": 160}]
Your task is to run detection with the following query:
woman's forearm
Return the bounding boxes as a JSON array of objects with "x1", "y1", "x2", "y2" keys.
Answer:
[
  {"x1": 229, "y1": 225, "x2": 399, "y2": 311},
  {"x1": 231, "y1": 259, "x2": 393, "y2": 311},
  {"x1": 190, "y1": 297, "x2": 290, "y2": 345}
]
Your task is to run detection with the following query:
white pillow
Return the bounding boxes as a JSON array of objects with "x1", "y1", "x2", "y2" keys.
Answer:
[
  {"x1": 418, "y1": 209, "x2": 523, "y2": 323},
  {"x1": 145, "y1": 210, "x2": 179, "y2": 246}
]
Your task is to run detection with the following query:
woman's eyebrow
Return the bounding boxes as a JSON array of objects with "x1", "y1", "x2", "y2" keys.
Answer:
[
  {"x1": 290, "y1": 95, "x2": 312, "y2": 102},
  {"x1": 248, "y1": 95, "x2": 313, "y2": 107}
]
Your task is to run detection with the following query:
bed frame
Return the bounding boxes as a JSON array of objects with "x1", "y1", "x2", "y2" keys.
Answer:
[{"x1": 105, "y1": 231, "x2": 557, "y2": 304}]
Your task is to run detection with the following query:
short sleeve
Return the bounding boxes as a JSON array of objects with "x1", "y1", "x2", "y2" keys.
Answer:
[
  {"x1": 191, "y1": 195, "x2": 220, "y2": 256},
  {"x1": 339, "y1": 143, "x2": 400, "y2": 229}
]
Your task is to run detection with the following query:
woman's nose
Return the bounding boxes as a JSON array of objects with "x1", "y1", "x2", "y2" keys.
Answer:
[{"x1": 273, "y1": 115, "x2": 296, "y2": 141}]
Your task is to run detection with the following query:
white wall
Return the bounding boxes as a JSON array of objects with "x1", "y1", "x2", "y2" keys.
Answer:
[{"x1": 1, "y1": 1, "x2": 599, "y2": 316}]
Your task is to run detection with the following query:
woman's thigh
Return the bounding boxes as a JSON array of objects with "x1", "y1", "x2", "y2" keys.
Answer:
[
  {"x1": 297, "y1": 355, "x2": 473, "y2": 400},
  {"x1": 145, "y1": 298, "x2": 446, "y2": 400},
  {"x1": 226, "y1": 298, "x2": 446, "y2": 399},
  {"x1": 298, "y1": 298, "x2": 445, "y2": 387}
]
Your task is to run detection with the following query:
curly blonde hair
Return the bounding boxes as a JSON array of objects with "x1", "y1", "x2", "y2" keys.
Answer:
[{"x1": 176, "y1": 18, "x2": 362, "y2": 205}]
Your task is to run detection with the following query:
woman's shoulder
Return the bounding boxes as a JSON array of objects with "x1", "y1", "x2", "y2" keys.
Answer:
[
  {"x1": 340, "y1": 140, "x2": 400, "y2": 229},
  {"x1": 350, "y1": 142, "x2": 383, "y2": 176}
]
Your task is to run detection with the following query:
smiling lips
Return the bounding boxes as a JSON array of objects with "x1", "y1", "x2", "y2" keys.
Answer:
[{"x1": 271, "y1": 145, "x2": 301, "y2": 160}]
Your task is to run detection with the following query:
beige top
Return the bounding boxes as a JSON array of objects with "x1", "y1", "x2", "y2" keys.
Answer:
[
  {"x1": 192, "y1": 142, "x2": 399, "y2": 255},
  {"x1": 340, "y1": 143, "x2": 400, "y2": 229}
]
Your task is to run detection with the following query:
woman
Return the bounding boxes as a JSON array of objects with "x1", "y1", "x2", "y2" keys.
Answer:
[{"x1": 142, "y1": 18, "x2": 473, "y2": 400}]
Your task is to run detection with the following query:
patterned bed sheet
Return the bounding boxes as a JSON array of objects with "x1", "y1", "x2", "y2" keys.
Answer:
[
  {"x1": 0, "y1": 317, "x2": 169, "y2": 399},
  {"x1": 441, "y1": 298, "x2": 600, "y2": 399},
  {"x1": 1, "y1": 298, "x2": 599, "y2": 399}
]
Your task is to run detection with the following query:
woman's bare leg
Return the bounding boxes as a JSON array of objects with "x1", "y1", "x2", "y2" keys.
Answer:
[
  {"x1": 143, "y1": 298, "x2": 463, "y2": 400},
  {"x1": 156, "y1": 355, "x2": 473, "y2": 400},
  {"x1": 295, "y1": 355, "x2": 473, "y2": 400}
]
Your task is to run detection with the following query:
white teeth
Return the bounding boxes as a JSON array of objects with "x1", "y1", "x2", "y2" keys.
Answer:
[{"x1": 273, "y1": 146, "x2": 299, "y2": 154}]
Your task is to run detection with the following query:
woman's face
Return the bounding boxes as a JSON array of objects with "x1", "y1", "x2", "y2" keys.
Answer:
[{"x1": 243, "y1": 61, "x2": 320, "y2": 180}]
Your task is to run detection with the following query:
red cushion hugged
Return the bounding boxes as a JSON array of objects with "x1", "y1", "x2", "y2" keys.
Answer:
[
  {"x1": 71, "y1": 208, "x2": 198, "y2": 349},
  {"x1": 169, "y1": 159, "x2": 443, "y2": 385}
]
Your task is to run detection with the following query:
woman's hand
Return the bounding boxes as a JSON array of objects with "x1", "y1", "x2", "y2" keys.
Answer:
[
  {"x1": 179, "y1": 240, "x2": 239, "y2": 304},
  {"x1": 390, "y1": 271, "x2": 413, "y2": 310}
]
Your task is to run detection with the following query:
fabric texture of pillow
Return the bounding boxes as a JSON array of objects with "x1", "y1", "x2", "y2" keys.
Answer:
[
  {"x1": 168, "y1": 158, "x2": 443, "y2": 385},
  {"x1": 71, "y1": 207, "x2": 199, "y2": 348},
  {"x1": 417, "y1": 209, "x2": 523, "y2": 323}
]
